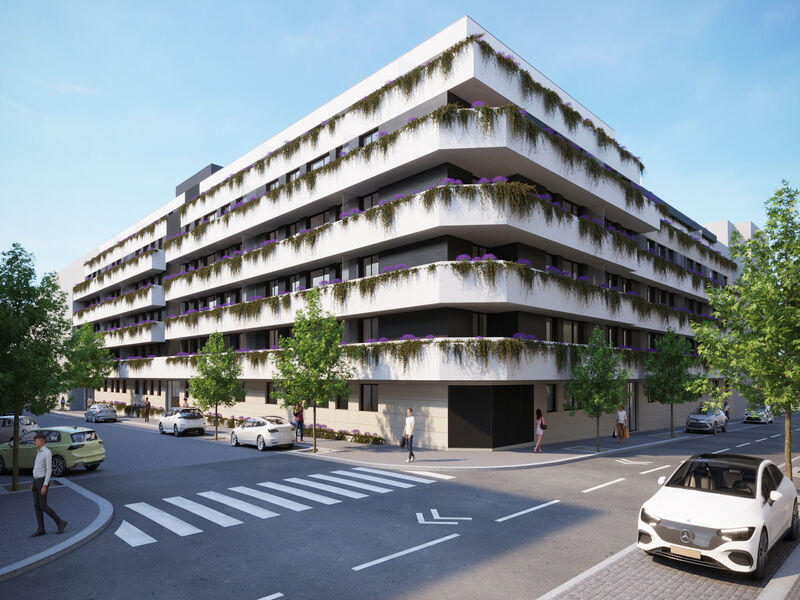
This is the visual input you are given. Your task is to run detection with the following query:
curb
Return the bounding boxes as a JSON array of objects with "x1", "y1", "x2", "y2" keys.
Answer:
[
  {"x1": 0, "y1": 478, "x2": 114, "y2": 583},
  {"x1": 535, "y1": 543, "x2": 637, "y2": 600},
  {"x1": 756, "y1": 540, "x2": 800, "y2": 600}
]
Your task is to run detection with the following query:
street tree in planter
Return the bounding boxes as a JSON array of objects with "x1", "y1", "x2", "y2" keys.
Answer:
[
  {"x1": 64, "y1": 323, "x2": 115, "y2": 411},
  {"x1": 189, "y1": 332, "x2": 245, "y2": 440},
  {"x1": 565, "y1": 326, "x2": 631, "y2": 452},
  {"x1": 644, "y1": 328, "x2": 703, "y2": 438},
  {"x1": 273, "y1": 288, "x2": 353, "y2": 453},
  {"x1": 692, "y1": 181, "x2": 800, "y2": 479},
  {"x1": 0, "y1": 244, "x2": 71, "y2": 490}
]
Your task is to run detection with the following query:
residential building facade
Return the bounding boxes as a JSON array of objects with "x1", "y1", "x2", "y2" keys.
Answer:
[{"x1": 58, "y1": 17, "x2": 744, "y2": 449}]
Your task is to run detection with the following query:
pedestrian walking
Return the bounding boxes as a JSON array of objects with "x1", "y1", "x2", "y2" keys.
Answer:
[
  {"x1": 143, "y1": 397, "x2": 151, "y2": 423},
  {"x1": 403, "y1": 408, "x2": 415, "y2": 463},
  {"x1": 293, "y1": 404, "x2": 304, "y2": 441},
  {"x1": 60, "y1": 396, "x2": 65, "y2": 411},
  {"x1": 30, "y1": 432, "x2": 67, "y2": 537},
  {"x1": 616, "y1": 404, "x2": 628, "y2": 445},
  {"x1": 533, "y1": 408, "x2": 546, "y2": 453}
]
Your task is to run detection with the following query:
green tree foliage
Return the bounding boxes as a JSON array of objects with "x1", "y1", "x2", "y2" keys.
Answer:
[
  {"x1": 0, "y1": 244, "x2": 71, "y2": 490},
  {"x1": 692, "y1": 181, "x2": 800, "y2": 478},
  {"x1": 565, "y1": 326, "x2": 631, "y2": 452},
  {"x1": 189, "y1": 332, "x2": 245, "y2": 440},
  {"x1": 644, "y1": 329, "x2": 703, "y2": 438},
  {"x1": 64, "y1": 323, "x2": 115, "y2": 409},
  {"x1": 273, "y1": 289, "x2": 353, "y2": 453}
]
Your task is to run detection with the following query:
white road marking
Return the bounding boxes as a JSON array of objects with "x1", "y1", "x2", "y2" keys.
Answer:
[
  {"x1": 404, "y1": 470, "x2": 455, "y2": 480},
  {"x1": 737, "y1": 443, "x2": 751, "y2": 447},
  {"x1": 163, "y1": 496, "x2": 242, "y2": 527},
  {"x1": 771, "y1": 434, "x2": 782, "y2": 438},
  {"x1": 417, "y1": 512, "x2": 457, "y2": 525},
  {"x1": 257, "y1": 594, "x2": 284, "y2": 600},
  {"x1": 257, "y1": 482, "x2": 340, "y2": 505},
  {"x1": 639, "y1": 465, "x2": 671, "y2": 475},
  {"x1": 712, "y1": 448, "x2": 731, "y2": 454},
  {"x1": 755, "y1": 438, "x2": 768, "y2": 442},
  {"x1": 197, "y1": 491, "x2": 279, "y2": 519},
  {"x1": 496, "y1": 500, "x2": 561, "y2": 523},
  {"x1": 125, "y1": 502, "x2": 202, "y2": 536},
  {"x1": 354, "y1": 467, "x2": 435, "y2": 484},
  {"x1": 285, "y1": 477, "x2": 368, "y2": 499},
  {"x1": 114, "y1": 520, "x2": 157, "y2": 547},
  {"x1": 777, "y1": 456, "x2": 800, "y2": 468},
  {"x1": 581, "y1": 478, "x2": 626, "y2": 494},
  {"x1": 616, "y1": 458, "x2": 652, "y2": 465},
  {"x1": 431, "y1": 509, "x2": 471, "y2": 521},
  {"x1": 309, "y1": 473, "x2": 393, "y2": 493},
  {"x1": 230, "y1": 486, "x2": 312, "y2": 512},
  {"x1": 352, "y1": 534, "x2": 460, "y2": 571},
  {"x1": 332, "y1": 470, "x2": 415, "y2": 488}
]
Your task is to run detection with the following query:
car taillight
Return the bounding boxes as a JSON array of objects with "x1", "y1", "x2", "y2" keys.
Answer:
[{"x1": 68, "y1": 443, "x2": 85, "y2": 450}]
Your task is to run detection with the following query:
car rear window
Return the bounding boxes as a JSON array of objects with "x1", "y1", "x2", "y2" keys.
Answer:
[
  {"x1": 71, "y1": 431, "x2": 99, "y2": 442},
  {"x1": 667, "y1": 459, "x2": 757, "y2": 498},
  {"x1": 179, "y1": 410, "x2": 203, "y2": 419},
  {"x1": 264, "y1": 417, "x2": 287, "y2": 425}
]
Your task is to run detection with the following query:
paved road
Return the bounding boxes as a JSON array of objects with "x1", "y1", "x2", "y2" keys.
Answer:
[{"x1": 1, "y1": 412, "x2": 798, "y2": 599}]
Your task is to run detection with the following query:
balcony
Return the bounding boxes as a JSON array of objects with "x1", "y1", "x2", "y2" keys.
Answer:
[
  {"x1": 102, "y1": 321, "x2": 165, "y2": 348},
  {"x1": 74, "y1": 250, "x2": 166, "y2": 301},
  {"x1": 83, "y1": 218, "x2": 167, "y2": 277},
  {"x1": 74, "y1": 285, "x2": 166, "y2": 326}
]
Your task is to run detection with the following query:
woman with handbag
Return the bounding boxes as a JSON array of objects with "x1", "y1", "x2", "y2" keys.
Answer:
[{"x1": 533, "y1": 408, "x2": 546, "y2": 453}]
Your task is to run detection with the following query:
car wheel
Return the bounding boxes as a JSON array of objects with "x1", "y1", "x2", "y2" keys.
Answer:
[
  {"x1": 85, "y1": 463, "x2": 100, "y2": 471},
  {"x1": 174, "y1": 425, "x2": 180, "y2": 437},
  {"x1": 0, "y1": 455, "x2": 5, "y2": 474},
  {"x1": 753, "y1": 530, "x2": 768, "y2": 580},
  {"x1": 158, "y1": 423, "x2": 164, "y2": 434},
  {"x1": 52, "y1": 455, "x2": 67, "y2": 477},
  {"x1": 788, "y1": 501, "x2": 799, "y2": 541},
  {"x1": 257, "y1": 435, "x2": 265, "y2": 452},
  {"x1": 231, "y1": 433, "x2": 239, "y2": 447},
  {"x1": 722, "y1": 421, "x2": 727, "y2": 433},
  {"x1": 85, "y1": 415, "x2": 89, "y2": 422}
]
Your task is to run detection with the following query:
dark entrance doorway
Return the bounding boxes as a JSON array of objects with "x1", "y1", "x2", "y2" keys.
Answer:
[{"x1": 448, "y1": 385, "x2": 534, "y2": 448}]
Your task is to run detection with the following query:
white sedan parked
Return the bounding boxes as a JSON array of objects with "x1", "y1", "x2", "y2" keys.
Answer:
[
  {"x1": 638, "y1": 454, "x2": 798, "y2": 579},
  {"x1": 158, "y1": 408, "x2": 207, "y2": 436},
  {"x1": 230, "y1": 416, "x2": 295, "y2": 451}
]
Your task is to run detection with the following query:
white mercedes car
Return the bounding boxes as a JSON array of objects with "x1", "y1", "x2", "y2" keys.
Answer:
[
  {"x1": 230, "y1": 416, "x2": 295, "y2": 451},
  {"x1": 744, "y1": 407, "x2": 775, "y2": 424},
  {"x1": 158, "y1": 407, "x2": 207, "y2": 436},
  {"x1": 638, "y1": 454, "x2": 798, "y2": 579}
]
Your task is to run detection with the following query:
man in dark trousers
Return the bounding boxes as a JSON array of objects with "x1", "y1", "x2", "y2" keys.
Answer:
[
  {"x1": 31, "y1": 432, "x2": 67, "y2": 537},
  {"x1": 143, "y1": 397, "x2": 151, "y2": 423}
]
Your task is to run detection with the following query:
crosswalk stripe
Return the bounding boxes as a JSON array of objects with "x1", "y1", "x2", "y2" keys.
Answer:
[
  {"x1": 354, "y1": 467, "x2": 436, "y2": 484},
  {"x1": 115, "y1": 520, "x2": 157, "y2": 547},
  {"x1": 404, "y1": 470, "x2": 455, "y2": 480},
  {"x1": 197, "y1": 491, "x2": 280, "y2": 519},
  {"x1": 257, "y1": 482, "x2": 341, "y2": 505},
  {"x1": 285, "y1": 477, "x2": 368, "y2": 499},
  {"x1": 163, "y1": 496, "x2": 243, "y2": 527},
  {"x1": 230, "y1": 486, "x2": 312, "y2": 512},
  {"x1": 332, "y1": 470, "x2": 415, "y2": 488},
  {"x1": 125, "y1": 502, "x2": 203, "y2": 536},
  {"x1": 309, "y1": 473, "x2": 393, "y2": 493}
]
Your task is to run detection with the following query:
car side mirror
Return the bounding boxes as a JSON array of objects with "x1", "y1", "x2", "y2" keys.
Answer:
[
  {"x1": 657, "y1": 476, "x2": 666, "y2": 486},
  {"x1": 770, "y1": 490, "x2": 784, "y2": 505}
]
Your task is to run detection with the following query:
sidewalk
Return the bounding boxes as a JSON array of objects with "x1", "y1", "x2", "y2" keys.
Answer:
[{"x1": 0, "y1": 477, "x2": 113, "y2": 582}]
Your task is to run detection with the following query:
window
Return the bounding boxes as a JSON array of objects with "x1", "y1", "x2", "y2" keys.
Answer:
[
  {"x1": 288, "y1": 169, "x2": 300, "y2": 182},
  {"x1": 266, "y1": 179, "x2": 279, "y2": 191},
  {"x1": 334, "y1": 394, "x2": 348, "y2": 410},
  {"x1": 562, "y1": 320, "x2": 580, "y2": 344},
  {"x1": 546, "y1": 384, "x2": 557, "y2": 412},
  {"x1": 361, "y1": 192, "x2": 379, "y2": 210},
  {"x1": 269, "y1": 329, "x2": 280, "y2": 348},
  {"x1": 761, "y1": 467, "x2": 778, "y2": 502},
  {"x1": 767, "y1": 464, "x2": 784, "y2": 487},
  {"x1": 289, "y1": 274, "x2": 306, "y2": 292},
  {"x1": 134, "y1": 380, "x2": 140, "y2": 395},
  {"x1": 122, "y1": 379, "x2": 127, "y2": 393},
  {"x1": 157, "y1": 380, "x2": 162, "y2": 396},
  {"x1": 360, "y1": 384, "x2": 378, "y2": 411},
  {"x1": 472, "y1": 244, "x2": 488, "y2": 258},
  {"x1": 308, "y1": 153, "x2": 330, "y2": 171},
  {"x1": 472, "y1": 313, "x2": 487, "y2": 337},
  {"x1": 362, "y1": 317, "x2": 379, "y2": 341},
  {"x1": 545, "y1": 317, "x2": 553, "y2": 342},
  {"x1": 265, "y1": 382, "x2": 277, "y2": 404},
  {"x1": 361, "y1": 255, "x2": 379, "y2": 278},
  {"x1": 360, "y1": 128, "x2": 379, "y2": 147}
]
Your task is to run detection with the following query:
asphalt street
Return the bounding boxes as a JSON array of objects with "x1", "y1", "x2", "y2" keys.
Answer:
[{"x1": 1, "y1": 412, "x2": 798, "y2": 599}]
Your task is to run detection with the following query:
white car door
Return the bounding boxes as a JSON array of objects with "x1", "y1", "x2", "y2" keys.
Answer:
[
  {"x1": 241, "y1": 420, "x2": 255, "y2": 444},
  {"x1": 760, "y1": 465, "x2": 785, "y2": 544},
  {"x1": 250, "y1": 419, "x2": 266, "y2": 444},
  {"x1": 769, "y1": 464, "x2": 794, "y2": 534}
]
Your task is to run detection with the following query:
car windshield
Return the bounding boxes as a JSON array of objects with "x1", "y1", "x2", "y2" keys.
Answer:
[
  {"x1": 179, "y1": 409, "x2": 203, "y2": 419},
  {"x1": 264, "y1": 417, "x2": 287, "y2": 425},
  {"x1": 97, "y1": 404, "x2": 113, "y2": 409},
  {"x1": 667, "y1": 459, "x2": 757, "y2": 499},
  {"x1": 690, "y1": 408, "x2": 711, "y2": 415}
]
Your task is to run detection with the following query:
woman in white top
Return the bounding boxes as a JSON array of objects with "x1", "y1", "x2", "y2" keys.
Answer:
[
  {"x1": 616, "y1": 404, "x2": 628, "y2": 445},
  {"x1": 403, "y1": 408, "x2": 415, "y2": 463},
  {"x1": 533, "y1": 408, "x2": 545, "y2": 453}
]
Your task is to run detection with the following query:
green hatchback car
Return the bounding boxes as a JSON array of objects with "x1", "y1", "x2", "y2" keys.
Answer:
[{"x1": 0, "y1": 426, "x2": 105, "y2": 476}]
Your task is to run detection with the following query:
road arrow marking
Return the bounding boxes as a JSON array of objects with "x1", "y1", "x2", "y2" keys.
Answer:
[
  {"x1": 417, "y1": 512, "x2": 458, "y2": 525},
  {"x1": 431, "y1": 509, "x2": 472, "y2": 521}
]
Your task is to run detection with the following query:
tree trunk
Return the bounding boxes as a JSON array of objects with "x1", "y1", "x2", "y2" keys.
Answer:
[
  {"x1": 85, "y1": 387, "x2": 89, "y2": 410},
  {"x1": 313, "y1": 404, "x2": 317, "y2": 454},
  {"x1": 12, "y1": 409, "x2": 20, "y2": 491},
  {"x1": 596, "y1": 415, "x2": 600, "y2": 453},
  {"x1": 785, "y1": 406, "x2": 792, "y2": 481},
  {"x1": 214, "y1": 401, "x2": 219, "y2": 441},
  {"x1": 670, "y1": 404, "x2": 674, "y2": 438}
]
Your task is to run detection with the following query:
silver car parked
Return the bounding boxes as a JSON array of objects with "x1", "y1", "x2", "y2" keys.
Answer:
[
  {"x1": 686, "y1": 407, "x2": 728, "y2": 434},
  {"x1": 85, "y1": 403, "x2": 118, "y2": 423},
  {"x1": 0, "y1": 415, "x2": 39, "y2": 443}
]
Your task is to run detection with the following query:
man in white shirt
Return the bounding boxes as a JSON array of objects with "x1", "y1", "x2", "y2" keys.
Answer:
[
  {"x1": 403, "y1": 408, "x2": 416, "y2": 463},
  {"x1": 31, "y1": 432, "x2": 67, "y2": 537}
]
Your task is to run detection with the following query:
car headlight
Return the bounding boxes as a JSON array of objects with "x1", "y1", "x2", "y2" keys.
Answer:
[
  {"x1": 717, "y1": 527, "x2": 755, "y2": 542},
  {"x1": 640, "y1": 508, "x2": 660, "y2": 526}
]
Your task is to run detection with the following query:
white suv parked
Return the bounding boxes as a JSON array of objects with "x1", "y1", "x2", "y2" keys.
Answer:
[{"x1": 158, "y1": 408, "x2": 207, "y2": 437}]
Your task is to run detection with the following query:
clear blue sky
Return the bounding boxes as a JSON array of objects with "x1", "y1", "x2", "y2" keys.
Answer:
[{"x1": 1, "y1": 1, "x2": 798, "y2": 276}]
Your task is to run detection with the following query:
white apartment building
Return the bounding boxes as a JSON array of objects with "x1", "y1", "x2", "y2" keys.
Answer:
[{"x1": 58, "y1": 17, "x2": 744, "y2": 450}]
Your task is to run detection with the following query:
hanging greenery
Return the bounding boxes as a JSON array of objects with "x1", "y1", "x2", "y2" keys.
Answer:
[
  {"x1": 101, "y1": 320, "x2": 157, "y2": 340},
  {"x1": 74, "y1": 249, "x2": 158, "y2": 294},
  {"x1": 122, "y1": 358, "x2": 154, "y2": 371},
  {"x1": 661, "y1": 221, "x2": 737, "y2": 271},
  {"x1": 74, "y1": 284, "x2": 156, "y2": 317},
  {"x1": 84, "y1": 217, "x2": 167, "y2": 270}
]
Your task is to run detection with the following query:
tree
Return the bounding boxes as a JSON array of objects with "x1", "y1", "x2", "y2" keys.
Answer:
[
  {"x1": 273, "y1": 289, "x2": 353, "y2": 453},
  {"x1": 644, "y1": 329, "x2": 703, "y2": 438},
  {"x1": 0, "y1": 244, "x2": 71, "y2": 490},
  {"x1": 565, "y1": 326, "x2": 631, "y2": 452},
  {"x1": 189, "y1": 332, "x2": 245, "y2": 440},
  {"x1": 64, "y1": 323, "x2": 115, "y2": 410},
  {"x1": 692, "y1": 181, "x2": 800, "y2": 479}
]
